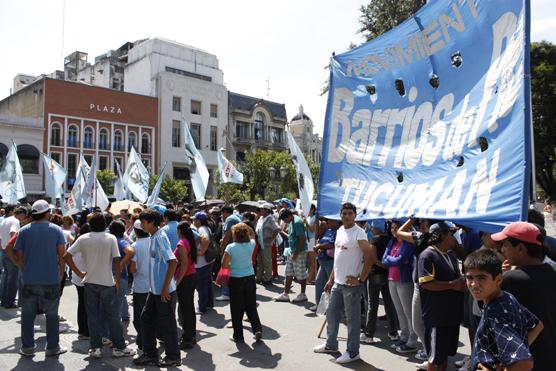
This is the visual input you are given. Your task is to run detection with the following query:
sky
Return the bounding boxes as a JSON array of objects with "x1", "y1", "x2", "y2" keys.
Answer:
[{"x1": 1, "y1": 0, "x2": 555, "y2": 136}]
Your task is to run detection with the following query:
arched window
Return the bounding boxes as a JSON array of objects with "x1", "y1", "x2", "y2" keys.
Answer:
[
  {"x1": 114, "y1": 130, "x2": 123, "y2": 151},
  {"x1": 254, "y1": 112, "x2": 266, "y2": 142},
  {"x1": 17, "y1": 144, "x2": 40, "y2": 174},
  {"x1": 141, "y1": 133, "x2": 150, "y2": 154},
  {"x1": 84, "y1": 127, "x2": 94, "y2": 149},
  {"x1": 68, "y1": 125, "x2": 79, "y2": 147},
  {"x1": 51, "y1": 123, "x2": 62, "y2": 146},
  {"x1": 128, "y1": 132, "x2": 137, "y2": 151},
  {"x1": 99, "y1": 128, "x2": 109, "y2": 150}
]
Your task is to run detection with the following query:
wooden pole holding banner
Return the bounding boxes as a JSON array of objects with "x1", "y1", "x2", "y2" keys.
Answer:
[{"x1": 317, "y1": 318, "x2": 327, "y2": 338}]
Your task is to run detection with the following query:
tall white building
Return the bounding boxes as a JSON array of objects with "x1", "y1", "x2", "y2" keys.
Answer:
[
  {"x1": 289, "y1": 105, "x2": 322, "y2": 163},
  {"x1": 123, "y1": 38, "x2": 227, "y2": 198}
]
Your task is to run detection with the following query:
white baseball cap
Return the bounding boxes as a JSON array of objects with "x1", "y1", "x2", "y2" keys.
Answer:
[
  {"x1": 31, "y1": 200, "x2": 51, "y2": 215},
  {"x1": 133, "y1": 219, "x2": 143, "y2": 231}
]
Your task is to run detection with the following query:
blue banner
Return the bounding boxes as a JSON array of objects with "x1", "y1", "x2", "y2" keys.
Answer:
[{"x1": 318, "y1": 0, "x2": 531, "y2": 232}]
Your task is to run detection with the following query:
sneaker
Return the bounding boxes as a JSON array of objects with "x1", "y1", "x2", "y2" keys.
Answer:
[
  {"x1": 46, "y1": 346, "x2": 67, "y2": 356},
  {"x1": 215, "y1": 295, "x2": 230, "y2": 301},
  {"x1": 112, "y1": 347, "x2": 136, "y2": 357},
  {"x1": 180, "y1": 341, "x2": 194, "y2": 350},
  {"x1": 88, "y1": 348, "x2": 102, "y2": 358},
  {"x1": 416, "y1": 360, "x2": 429, "y2": 370},
  {"x1": 58, "y1": 315, "x2": 67, "y2": 322},
  {"x1": 313, "y1": 343, "x2": 338, "y2": 353},
  {"x1": 359, "y1": 333, "x2": 377, "y2": 344},
  {"x1": 455, "y1": 356, "x2": 470, "y2": 368},
  {"x1": 102, "y1": 337, "x2": 112, "y2": 346},
  {"x1": 18, "y1": 347, "x2": 35, "y2": 357},
  {"x1": 273, "y1": 293, "x2": 290, "y2": 302},
  {"x1": 109, "y1": 340, "x2": 129, "y2": 348},
  {"x1": 415, "y1": 349, "x2": 428, "y2": 361},
  {"x1": 291, "y1": 293, "x2": 308, "y2": 302},
  {"x1": 388, "y1": 332, "x2": 400, "y2": 341},
  {"x1": 78, "y1": 334, "x2": 90, "y2": 340},
  {"x1": 229, "y1": 336, "x2": 244, "y2": 343},
  {"x1": 336, "y1": 352, "x2": 360, "y2": 364},
  {"x1": 254, "y1": 331, "x2": 263, "y2": 341},
  {"x1": 396, "y1": 344, "x2": 417, "y2": 353},
  {"x1": 390, "y1": 339, "x2": 406, "y2": 349},
  {"x1": 133, "y1": 353, "x2": 158, "y2": 366},
  {"x1": 309, "y1": 304, "x2": 317, "y2": 312},
  {"x1": 158, "y1": 356, "x2": 182, "y2": 367}
]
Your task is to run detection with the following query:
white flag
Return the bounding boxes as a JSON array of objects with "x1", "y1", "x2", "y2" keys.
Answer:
[
  {"x1": 113, "y1": 160, "x2": 126, "y2": 201},
  {"x1": 286, "y1": 131, "x2": 314, "y2": 217},
  {"x1": 217, "y1": 149, "x2": 243, "y2": 185},
  {"x1": 0, "y1": 142, "x2": 26, "y2": 203},
  {"x1": 183, "y1": 121, "x2": 209, "y2": 201},
  {"x1": 146, "y1": 163, "x2": 167, "y2": 207},
  {"x1": 42, "y1": 153, "x2": 67, "y2": 202},
  {"x1": 123, "y1": 146, "x2": 149, "y2": 203},
  {"x1": 84, "y1": 156, "x2": 97, "y2": 208},
  {"x1": 94, "y1": 179, "x2": 109, "y2": 211}
]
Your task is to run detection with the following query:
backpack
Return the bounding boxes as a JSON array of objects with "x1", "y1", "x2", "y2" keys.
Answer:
[{"x1": 204, "y1": 227, "x2": 220, "y2": 263}]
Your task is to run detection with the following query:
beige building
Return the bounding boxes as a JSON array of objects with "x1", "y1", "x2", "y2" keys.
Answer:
[{"x1": 289, "y1": 105, "x2": 322, "y2": 163}]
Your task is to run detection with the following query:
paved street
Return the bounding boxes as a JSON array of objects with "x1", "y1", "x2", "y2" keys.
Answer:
[{"x1": 0, "y1": 266, "x2": 470, "y2": 370}]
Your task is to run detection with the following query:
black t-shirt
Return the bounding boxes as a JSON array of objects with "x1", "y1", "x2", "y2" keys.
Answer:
[
  {"x1": 501, "y1": 264, "x2": 556, "y2": 371},
  {"x1": 370, "y1": 235, "x2": 390, "y2": 276},
  {"x1": 411, "y1": 231, "x2": 430, "y2": 282},
  {"x1": 418, "y1": 246, "x2": 464, "y2": 328}
]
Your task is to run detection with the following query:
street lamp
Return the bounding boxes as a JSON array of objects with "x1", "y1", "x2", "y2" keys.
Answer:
[
  {"x1": 279, "y1": 165, "x2": 287, "y2": 181},
  {"x1": 269, "y1": 166, "x2": 276, "y2": 181}
]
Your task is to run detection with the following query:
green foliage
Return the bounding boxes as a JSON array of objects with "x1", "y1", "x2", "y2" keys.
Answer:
[
  {"x1": 148, "y1": 174, "x2": 188, "y2": 204},
  {"x1": 358, "y1": 0, "x2": 426, "y2": 41},
  {"x1": 532, "y1": 41, "x2": 556, "y2": 197},
  {"x1": 96, "y1": 169, "x2": 116, "y2": 195}
]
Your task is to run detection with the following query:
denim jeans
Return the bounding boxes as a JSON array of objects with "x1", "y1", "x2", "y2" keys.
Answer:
[
  {"x1": 177, "y1": 274, "x2": 197, "y2": 343},
  {"x1": 84, "y1": 283, "x2": 126, "y2": 349},
  {"x1": 365, "y1": 273, "x2": 398, "y2": 337},
  {"x1": 75, "y1": 285, "x2": 89, "y2": 336},
  {"x1": 315, "y1": 259, "x2": 334, "y2": 305},
  {"x1": 195, "y1": 263, "x2": 214, "y2": 312},
  {"x1": 141, "y1": 292, "x2": 180, "y2": 360},
  {"x1": 21, "y1": 284, "x2": 60, "y2": 350},
  {"x1": 118, "y1": 278, "x2": 129, "y2": 321},
  {"x1": 2, "y1": 257, "x2": 20, "y2": 307},
  {"x1": 132, "y1": 292, "x2": 148, "y2": 350},
  {"x1": 389, "y1": 281, "x2": 417, "y2": 347},
  {"x1": 229, "y1": 275, "x2": 262, "y2": 341},
  {"x1": 326, "y1": 283, "x2": 364, "y2": 357}
]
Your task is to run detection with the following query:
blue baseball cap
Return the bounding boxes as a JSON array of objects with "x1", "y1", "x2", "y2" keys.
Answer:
[{"x1": 193, "y1": 211, "x2": 208, "y2": 221}]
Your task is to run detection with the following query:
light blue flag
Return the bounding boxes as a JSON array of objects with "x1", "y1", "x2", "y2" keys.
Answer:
[
  {"x1": 42, "y1": 153, "x2": 67, "y2": 202},
  {"x1": 113, "y1": 160, "x2": 126, "y2": 201},
  {"x1": 286, "y1": 131, "x2": 314, "y2": 217},
  {"x1": 217, "y1": 149, "x2": 243, "y2": 185},
  {"x1": 183, "y1": 121, "x2": 209, "y2": 201},
  {"x1": 123, "y1": 146, "x2": 149, "y2": 203},
  {"x1": 0, "y1": 142, "x2": 26, "y2": 203},
  {"x1": 146, "y1": 162, "x2": 167, "y2": 207}
]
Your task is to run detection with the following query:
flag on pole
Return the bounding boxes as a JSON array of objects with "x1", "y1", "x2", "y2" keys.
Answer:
[
  {"x1": 146, "y1": 162, "x2": 167, "y2": 207},
  {"x1": 286, "y1": 131, "x2": 314, "y2": 217},
  {"x1": 94, "y1": 179, "x2": 110, "y2": 211},
  {"x1": 42, "y1": 153, "x2": 67, "y2": 202},
  {"x1": 183, "y1": 121, "x2": 209, "y2": 201},
  {"x1": 217, "y1": 149, "x2": 243, "y2": 185},
  {"x1": 64, "y1": 154, "x2": 89, "y2": 215},
  {"x1": 84, "y1": 155, "x2": 97, "y2": 208},
  {"x1": 113, "y1": 160, "x2": 126, "y2": 201},
  {"x1": 123, "y1": 146, "x2": 149, "y2": 203},
  {"x1": 0, "y1": 142, "x2": 26, "y2": 203}
]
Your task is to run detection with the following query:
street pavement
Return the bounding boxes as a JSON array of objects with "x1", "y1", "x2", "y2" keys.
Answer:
[{"x1": 0, "y1": 266, "x2": 470, "y2": 370}]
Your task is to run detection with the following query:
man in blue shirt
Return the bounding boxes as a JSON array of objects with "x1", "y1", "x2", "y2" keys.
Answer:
[
  {"x1": 14, "y1": 200, "x2": 67, "y2": 357},
  {"x1": 162, "y1": 209, "x2": 180, "y2": 250}
]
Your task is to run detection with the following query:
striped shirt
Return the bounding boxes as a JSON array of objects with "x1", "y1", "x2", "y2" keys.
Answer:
[{"x1": 148, "y1": 228, "x2": 177, "y2": 295}]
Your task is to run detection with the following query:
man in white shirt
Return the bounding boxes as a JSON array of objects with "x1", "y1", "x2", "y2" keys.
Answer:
[
  {"x1": 314, "y1": 202, "x2": 373, "y2": 364},
  {"x1": 0, "y1": 204, "x2": 21, "y2": 308}
]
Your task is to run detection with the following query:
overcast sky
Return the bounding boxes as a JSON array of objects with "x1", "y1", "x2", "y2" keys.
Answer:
[{"x1": 1, "y1": 0, "x2": 554, "y2": 135}]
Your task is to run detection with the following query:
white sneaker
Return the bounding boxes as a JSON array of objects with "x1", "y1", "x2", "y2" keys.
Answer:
[
  {"x1": 309, "y1": 304, "x2": 317, "y2": 312},
  {"x1": 291, "y1": 293, "x2": 308, "y2": 302},
  {"x1": 416, "y1": 360, "x2": 428, "y2": 370},
  {"x1": 273, "y1": 293, "x2": 290, "y2": 302},
  {"x1": 88, "y1": 348, "x2": 102, "y2": 358},
  {"x1": 313, "y1": 343, "x2": 338, "y2": 353},
  {"x1": 336, "y1": 351, "x2": 360, "y2": 364},
  {"x1": 112, "y1": 347, "x2": 136, "y2": 357},
  {"x1": 215, "y1": 295, "x2": 230, "y2": 301},
  {"x1": 359, "y1": 333, "x2": 377, "y2": 344}
]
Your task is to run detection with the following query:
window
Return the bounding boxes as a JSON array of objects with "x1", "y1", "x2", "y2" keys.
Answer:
[
  {"x1": 84, "y1": 127, "x2": 94, "y2": 149},
  {"x1": 270, "y1": 127, "x2": 283, "y2": 144},
  {"x1": 68, "y1": 125, "x2": 79, "y2": 147},
  {"x1": 114, "y1": 130, "x2": 123, "y2": 151},
  {"x1": 210, "y1": 104, "x2": 218, "y2": 118},
  {"x1": 210, "y1": 126, "x2": 218, "y2": 151},
  {"x1": 191, "y1": 100, "x2": 201, "y2": 115},
  {"x1": 172, "y1": 96, "x2": 181, "y2": 112},
  {"x1": 172, "y1": 120, "x2": 181, "y2": 147},
  {"x1": 173, "y1": 167, "x2": 191, "y2": 181},
  {"x1": 51, "y1": 152, "x2": 61, "y2": 164},
  {"x1": 17, "y1": 144, "x2": 39, "y2": 174},
  {"x1": 114, "y1": 157, "x2": 123, "y2": 171},
  {"x1": 84, "y1": 155, "x2": 93, "y2": 166},
  {"x1": 236, "y1": 121, "x2": 250, "y2": 139},
  {"x1": 254, "y1": 112, "x2": 265, "y2": 142},
  {"x1": 128, "y1": 132, "x2": 137, "y2": 151},
  {"x1": 51, "y1": 123, "x2": 61, "y2": 146},
  {"x1": 141, "y1": 133, "x2": 150, "y2": 154},
  {"x1": 99, "y1": 129, "x2": 109, "y2": 150},
  {"x1": 99, "y1": 156, "x2": 108, "y2": 170},
  {"x1": 190, "y1": 123, "x2": 201, "y2": 149},
  {"x1": 67, "y1": 154, "x2": 77, "y2": 189},
  {"x1": 142, "y1": 158, "x2": 150, "y2": 172}
]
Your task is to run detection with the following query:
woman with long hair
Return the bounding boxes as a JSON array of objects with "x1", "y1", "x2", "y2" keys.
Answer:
[{"x1": 192, "y1": 212, "x2": 214, "y2": 314}]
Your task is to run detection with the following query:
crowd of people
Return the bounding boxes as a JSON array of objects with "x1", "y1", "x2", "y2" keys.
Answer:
[{"x1": 0, "y1": 197, "x2": 555, "y2": 370}]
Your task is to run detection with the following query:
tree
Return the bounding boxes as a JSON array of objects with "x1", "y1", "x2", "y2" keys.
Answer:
[
  {"x1": 148, "y1": 174, "x2": 189, "y2": 204},
  {"x1": 96, "y1": 169, "x2": 116, "y2": 195},
  {"x1": 532, "y1": 41, "x2": 556, "y2": 198}
]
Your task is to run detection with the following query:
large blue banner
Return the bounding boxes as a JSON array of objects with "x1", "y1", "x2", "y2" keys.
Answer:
[{"x1": 318, "y1": 0, "x2": 531, "y2": 232}]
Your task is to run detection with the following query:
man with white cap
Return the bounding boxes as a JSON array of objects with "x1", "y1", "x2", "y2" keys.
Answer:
[
  {"x1": 13, "y1": 200, "x2": 67, "y2": 357},
  {"x1": 255, "y1": 203, "x2": 280, "y2": 284}
]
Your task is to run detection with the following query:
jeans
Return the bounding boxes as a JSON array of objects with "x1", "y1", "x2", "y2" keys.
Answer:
[
  {"x1": 315, "y1": 259, "x2": 334, "y2": 305},
  {"x1": 229, "y1": 275, "x2": 262, "y2": 341},
  {"x1": 412, "y1": 283, "x2": 426, "y2": 350},
  {"x1": 132, "y1": 292, "x2": 148, "y2": 350},
  {"x1": 118, "y1": 278, "x2": 129, "y2": 321},
  {"x1": 84, "y1": 283, "x2": 126, "y2": 349},
  {"x1": 195, "y1": 263, "x2": 214, "y2": 312},
  {"x1": 75, "y1": 285, "x2": 89, "y2": 336},
  {"x1": 389, "y1": 281, "x2": 417, "y2": 347},
  {"x1": 326, "y1": 283, "x2": 364, "y2": 357},
  {"x1": 365, "y1": 274, "x2": 399, "y2": 337},
  {"x1": 21, "y1": 284, "x2": 60, "y2": 350},
  {"x1": 141, "y1": 292, "x2": 180, "y2": 360},
  {"x1": 2, "y1": 257, "x2": 20, "y2": 307},
  {"x1": 177, "y1": 274, "x2": 197, "y2": 343},
  {"x1": 256, "y1": 245, "x2": 273, "y2": 282}
]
